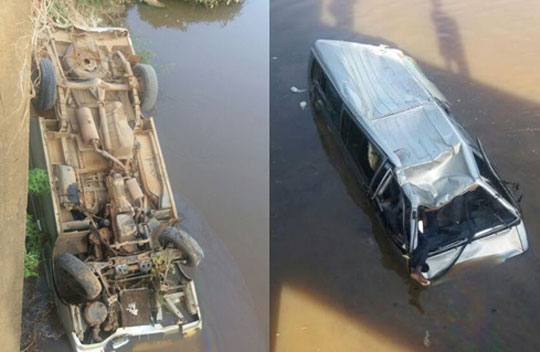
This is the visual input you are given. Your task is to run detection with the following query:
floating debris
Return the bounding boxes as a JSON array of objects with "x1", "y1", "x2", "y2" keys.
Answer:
[
  {"x1": 290, "y1": 86, "x2": 307, "y2": 93},
  {"x1": 299, "y1": 101, "x2": 307, "y2": 110},
  {"x1": 424, "y1": 330, "x2": 431, "y2": 347}
]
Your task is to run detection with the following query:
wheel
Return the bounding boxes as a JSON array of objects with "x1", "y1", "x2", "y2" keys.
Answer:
[
  {"x1": 158, "y1": 226, "x2": 204, "y2": 267},
  {"x1": 32, "y1": 58, "x2": 57, "y2": 111},
  {"x1": 54, "y1": 253, "x2": 101, "y2": 304},
  {"x1": 64, "y1": 43, "x2": 107, "y2": 79},
  {"x1": 133, "y1": 64, "x2": 158, "y2": 114}
]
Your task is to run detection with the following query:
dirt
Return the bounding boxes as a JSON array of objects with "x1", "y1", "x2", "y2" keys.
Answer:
[{"x1": 0, "y1": 1, "x2": 33, "y2": 351}]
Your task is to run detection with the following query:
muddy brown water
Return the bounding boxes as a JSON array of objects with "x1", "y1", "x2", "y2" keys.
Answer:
[
  {"x1": 271, "y1": 0, "x2": 540, "y2": 351},
  {"x1": 27, "y1": 1, "x2": 268, "y2": 351}
]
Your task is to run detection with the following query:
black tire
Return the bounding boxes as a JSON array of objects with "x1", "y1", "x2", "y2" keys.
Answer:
[
  {"x1": 133, "y1": 64, "x2": 158, "y2": 114},
  {"x1": 158, "y1": 226, "x2": 204, "y2": 267},
  {"x1": 54, "y1": 253, "x2": 101, "y2": 304},
  {"x1": 32, "y1": 58, "x2": 57, "y2": 111}
]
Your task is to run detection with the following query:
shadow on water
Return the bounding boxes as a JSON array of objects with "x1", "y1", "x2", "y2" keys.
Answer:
[
  {"x1": 271, "y1": 0, "x2": 540, "y2": 351},
  {"x1": 312, "y1": 110, "x2": 428, "y2": 314},
  {"x1": 430, "y1": 0, "x2": 469, "y2": 78},
  {"x1": 311, "y1": 113, "x2": 406, "y2": 280}
]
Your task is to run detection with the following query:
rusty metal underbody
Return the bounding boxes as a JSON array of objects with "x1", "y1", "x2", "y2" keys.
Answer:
[{"x1": 32, "y1": 24, "x2": 202, "y2": 351}]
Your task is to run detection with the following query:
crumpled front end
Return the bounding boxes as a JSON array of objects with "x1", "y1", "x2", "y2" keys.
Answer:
[
  {"x1": 66, "y1": 274, "x2": 202, "y2": 352},
  {"x1": 425, "y1": 222, "x2": 528, "y2": 280}
]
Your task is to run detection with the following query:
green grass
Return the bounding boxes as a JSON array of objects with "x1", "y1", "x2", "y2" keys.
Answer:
[
  {"x1": 28, "y1": 168, "x2": 49, "y2": 196},
  {"x1": 132, "y1": 36, "x2": 153, "y2": 64},
  {"x1": 24, "y1": 215, "x2": 42, "y2": 278},
  {"x1": 24, "y1": 168, "x2": 49, "y2": 278}
]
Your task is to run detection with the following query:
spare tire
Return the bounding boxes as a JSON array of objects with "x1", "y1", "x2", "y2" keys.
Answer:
[
  {"x1": 64, "y1": 43, "x2": 107, "y2": 79},
  {"x1": 54, "y1": 253, "x2": 101, "y2": 304},
  {"x1": 133, "y1": 64, "x2": 158, "y2": 114},
  {"x1": 32, "y1": 58, "x2": 57, "y2": 111},
  {"x1": 158, "y1": 226, "x2": 204, "y2": 267}
]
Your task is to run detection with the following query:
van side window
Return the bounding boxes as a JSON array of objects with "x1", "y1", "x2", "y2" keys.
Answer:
[
  {"x1": 377, "y1": 174, "x2": 409, "y2": 250},
  {"x1": 342, "y1": 109, "x2": 382, "y2": 182},
  {"x1": 311, "y1": 59, "x2": 342, "y2": 127},
  {"x1": 311, "y1": 59, "x2": 326, "y2": 91},
  {"x1": 325, "y1": 81, "x2": 342, "y2": 126}
]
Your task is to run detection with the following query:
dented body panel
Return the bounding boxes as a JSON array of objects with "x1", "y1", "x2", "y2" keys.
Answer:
[{"x1": 308, "y1": 40, "x2": 528, "y2": 281}]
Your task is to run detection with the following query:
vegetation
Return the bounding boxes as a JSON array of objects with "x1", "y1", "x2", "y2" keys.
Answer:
[
  {"x1": 45, "y1": 0, "x2": 132, "y2": 26},
  {"x1": 28, "y1": 168, "x2": 50, "y2": 196},
  {"x1": 132, "y1": 37, "x2": 153, "y2": 64},
  {"x1": 45, "y1": 0, "x2": 241, "y2": 27},
  {"x1": 193, "y1": 0, "x2": 241, "y2": 8},
  {"x1": 151, "y1": 249, "x2": 177, "y2": 289},
  {"x1": 24, "y1": 215, "x2": 42, "y2": 278},
  {"x1": 24, "y1": 168, "x2": 49, "y2": 278}
]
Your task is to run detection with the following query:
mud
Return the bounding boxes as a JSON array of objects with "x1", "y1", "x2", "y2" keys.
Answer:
[{"x1": 271, "y1": 0, "x2": 540, "y2": 351}]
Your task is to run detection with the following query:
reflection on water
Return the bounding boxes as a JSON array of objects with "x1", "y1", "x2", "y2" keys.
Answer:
[
  {"x1": 128, "y1": 0, "x2": 269, "y2": 350},
  {"x1": 271, "y1": 0, "x2": 540, "y2": 351},
  {"x1": 137, "y1": 0, "x2": 242, "y2": 30}
]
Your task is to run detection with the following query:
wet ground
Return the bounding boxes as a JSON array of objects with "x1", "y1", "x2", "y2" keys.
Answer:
[
  {"x1": 270, "y1": 0, "x2": 540, "y2": 351},
  {"x1": 24, "y1": 1, "x2": 268, "y2": 351}
]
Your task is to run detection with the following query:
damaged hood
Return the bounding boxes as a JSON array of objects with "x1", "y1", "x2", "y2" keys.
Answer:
[{"x1": 312, "y1": 40, "x2": 479, "y2": 208}]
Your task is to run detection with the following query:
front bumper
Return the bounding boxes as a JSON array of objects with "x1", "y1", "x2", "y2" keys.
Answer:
[
  {"x1": 69, "y1": 319, "x2": 202, "y2": 352},
  {"x1": 425, "y1": 222, "x2": 528, "y2": 279}
]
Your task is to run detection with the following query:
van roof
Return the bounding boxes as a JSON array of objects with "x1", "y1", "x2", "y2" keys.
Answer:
[{"x1": 312, "y1": 40, "x2": 480, "y2": 208}]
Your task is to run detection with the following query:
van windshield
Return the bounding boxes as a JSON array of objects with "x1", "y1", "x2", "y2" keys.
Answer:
[{"x1": 419, "y1": 186, "x2": 518, "y2": 253}]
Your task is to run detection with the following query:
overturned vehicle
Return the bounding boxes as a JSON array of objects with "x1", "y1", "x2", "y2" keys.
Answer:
[
  {"x1": 308, "y1": 40, "x2": 528, "y2": 283},
  {"x1": 29, "y1": 25, "x2": 203, "y2": 351}
]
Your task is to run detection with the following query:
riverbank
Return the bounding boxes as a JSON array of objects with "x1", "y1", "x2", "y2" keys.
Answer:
[{"x1": 0, "y1": 0, "x2": 33, "y2": 351}]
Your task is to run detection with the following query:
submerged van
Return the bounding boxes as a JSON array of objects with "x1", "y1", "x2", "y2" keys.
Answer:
[{"x1": 308, "y1": 40, "x2": 528, "y2": 282}]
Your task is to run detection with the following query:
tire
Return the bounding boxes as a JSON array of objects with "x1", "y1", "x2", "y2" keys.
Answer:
[
  {"x1": 54, "y1": 253, "x2": 101, "y2": 304},
  {"x1": 158, "y1": 226, "x2": 204, "y2": 267},
  {"x1": 64, "y1": 43, "x2": 107, "y2": 79},
  {"x1": 32, "y1": 58, "x2": 57, "y2": 111},
  {"x1": 133, "y1": 64, "x2": 158, "y2": 114}
]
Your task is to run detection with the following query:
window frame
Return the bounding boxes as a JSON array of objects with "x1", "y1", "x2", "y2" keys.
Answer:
[
  {"x1": 374, "y1": 169, "x2": 411, "y2": 252},
  {"x1": 475, "y1": 138, "x2": 521, "y2": 214},
  {"x1": 310, "y1": 58, "x2": 343, "y2": 128}
]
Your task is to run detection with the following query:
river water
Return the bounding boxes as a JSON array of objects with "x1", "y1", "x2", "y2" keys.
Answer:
[
  {"x1": 28, "y1": 1, "x2": 268, "y2": 351},
  {"x1": 271, "y1": 0, "x2": 540, "y2": 351},
  {"x1": 126, "y1": 0, "x2": 269, "y2": 350}
]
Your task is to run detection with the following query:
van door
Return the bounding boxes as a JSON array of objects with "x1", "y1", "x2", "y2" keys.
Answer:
[
  {"x1": 373, "y1": 171, "x2": 409, "y2": 253},
  {"x1": 341, "y1": 109, "x2": 384, "y2": 188},
  {"x1": 310, "y1": 59, "x2": 343, "y2": 128}
]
